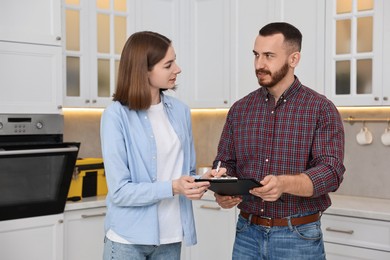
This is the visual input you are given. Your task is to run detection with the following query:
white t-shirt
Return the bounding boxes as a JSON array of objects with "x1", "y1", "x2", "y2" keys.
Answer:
[{"x1": 148, "y1": 102, "x2": 183, "y2": 244}]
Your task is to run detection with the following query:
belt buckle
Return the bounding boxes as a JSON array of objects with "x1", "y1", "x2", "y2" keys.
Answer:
[{"x1": 261, "y1": 216, "x2": 273, "y2": 228}]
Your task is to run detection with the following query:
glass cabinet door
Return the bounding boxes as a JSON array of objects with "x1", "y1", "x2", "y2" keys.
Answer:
[
  {"x1": 63, "y1": 0, "x2": 128, "y2": 108},
  {"x1": 325, "y1": 0, "x2": 384, "y2": 106}
]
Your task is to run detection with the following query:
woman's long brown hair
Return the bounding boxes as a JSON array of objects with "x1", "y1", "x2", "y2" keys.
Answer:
[{"x1": 114, "y1": 31, "x2": 171, "y2": 110}]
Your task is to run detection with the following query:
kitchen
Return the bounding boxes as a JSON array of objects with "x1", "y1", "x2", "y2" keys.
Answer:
[{"x1": 1, "y1": 0, "x2": 390, "y2": 259}]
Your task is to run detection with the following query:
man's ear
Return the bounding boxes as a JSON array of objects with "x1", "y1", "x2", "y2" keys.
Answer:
[{"x1": 289, "y1": 52, "x2": 301, "y2": 68}]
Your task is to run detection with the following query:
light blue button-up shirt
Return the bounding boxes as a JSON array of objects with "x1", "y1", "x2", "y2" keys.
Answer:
[{"x1": 100, "y1": 94, "x2": 197, "y2": 246}]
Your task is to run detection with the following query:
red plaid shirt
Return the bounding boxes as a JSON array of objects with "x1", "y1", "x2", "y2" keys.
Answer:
[{"x1": 214, "y1": 77, "x2": 345, "y2": 218}]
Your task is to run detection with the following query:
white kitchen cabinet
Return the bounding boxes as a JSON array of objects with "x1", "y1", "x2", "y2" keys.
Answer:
[
  {"x1": 186, "y1": 0, "x2": 326, "y2": 108},
  {"x1": 269, "y1": 0, "x2": 326, "y2": 95},
  {"x1": 0, "y1": 41, "x2": 63, "y2": 114},
  {"x1": 0, "y1": 0, "x2": 63, "y2": 114},
  {"x1": 178, "y1": 0, "x2": 231, "y2": 108},
  {"x1": 0, "y1": 214, "x2": 64, "y2": 260},
  {"x1": 62, "y1": 1, "x2": 126, "y2": 108},
  {"x1": 325, "y1": 0, "x2": 390, "y2": 106},
  {"x1": 186, "y1": 193, "x2": 237, "y2": 260},
  {"x1": 63, "y1": 206, "x2": 106, "y2": 260},
  {"x1": 322, "y1": 213, "x2": 390, "y2": 259},
  {"x1": 0, "y1": 0, "x2": 62, "y2": 46},
  {"x1": 382, "y1": 0, "x2": 390, "y2": 105}
]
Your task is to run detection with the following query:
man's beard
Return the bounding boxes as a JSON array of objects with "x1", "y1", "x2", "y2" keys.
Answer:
[{"x1": 256, "y1": 62, "x2": 289, "y2": 88}]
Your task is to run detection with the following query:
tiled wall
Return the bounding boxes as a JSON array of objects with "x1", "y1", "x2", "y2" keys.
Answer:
[{"x1": 63, "y1": 107, "x2": 390, "y2": 200}]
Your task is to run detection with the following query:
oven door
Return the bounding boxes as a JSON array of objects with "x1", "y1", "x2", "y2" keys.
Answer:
[{"x1": 0, "y1": 142, "x2": 80, "y2": 221}]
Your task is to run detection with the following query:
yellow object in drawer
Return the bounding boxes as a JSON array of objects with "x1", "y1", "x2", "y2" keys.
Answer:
[{"x1": 67, "y1": 158, "x2": 107, "y2": 198}]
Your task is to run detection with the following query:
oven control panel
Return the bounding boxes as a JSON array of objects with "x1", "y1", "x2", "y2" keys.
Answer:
[{"x1": 0, "y1": 114, "x2": 63, "y2": 135}]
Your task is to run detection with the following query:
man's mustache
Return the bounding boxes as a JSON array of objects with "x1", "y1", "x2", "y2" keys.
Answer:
[{"x1": 256, "y1": 69, "x2": 271, "y2": 75}]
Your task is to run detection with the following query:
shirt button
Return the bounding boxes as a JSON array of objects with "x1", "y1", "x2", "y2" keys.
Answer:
[
  {"x1": 260, "y1": 209, "x2": 264, "y2": 213},
  {"x1": 283, "y1": 99, "x2": 287, "y2": 102},
  {"x1": 153, "y1": 156, "x2": 156, "y2": 160},
  {"x1": 271, "y1": 111, "x2": 274, "y2": 114},
  {"x1": 265, "y1": 159, "x2": 269, "y2": 162},
  {"x1": 144, "y1": 116, "x2": 148, "y2": 119}
]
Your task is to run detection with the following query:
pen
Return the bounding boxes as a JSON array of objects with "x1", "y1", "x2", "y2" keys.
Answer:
[{"x1": 216, "y1": 161, "x2": 221, "y2": 173}]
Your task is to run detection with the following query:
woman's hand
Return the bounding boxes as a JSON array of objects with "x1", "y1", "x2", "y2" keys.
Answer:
[{"x1": 172, "y1": 176, "x2": 210, "y2": 200}]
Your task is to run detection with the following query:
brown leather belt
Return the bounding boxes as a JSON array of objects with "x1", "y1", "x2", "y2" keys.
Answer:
[{"x1": 240, "y1": 211, "x2": 320, "y2": 227}]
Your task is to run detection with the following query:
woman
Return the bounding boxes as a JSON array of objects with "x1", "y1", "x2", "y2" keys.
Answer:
[{"x1": 101, "y1": 31, "x2": 211, "y2": 259}]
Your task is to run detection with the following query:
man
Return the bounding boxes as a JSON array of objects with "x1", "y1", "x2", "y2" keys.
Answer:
[{"x1": 213, "y1": 22, "x2": 345, "y2": 259}]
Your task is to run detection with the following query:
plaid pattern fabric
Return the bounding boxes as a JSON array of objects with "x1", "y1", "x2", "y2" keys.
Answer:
[{"x1": 215, "y1": 77, "x2": 345, "y2": 218}]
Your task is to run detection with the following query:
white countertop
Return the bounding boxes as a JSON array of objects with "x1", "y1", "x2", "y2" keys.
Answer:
[
  {"x1": 326, "y1": 194, "x2": 390, "y2": 221},
  {"x1": 65, "y1": 195, "x2": 106, "y2": 211},
  {"x1": 64, "y1": 193, "x2": 390, "y2": 221}
]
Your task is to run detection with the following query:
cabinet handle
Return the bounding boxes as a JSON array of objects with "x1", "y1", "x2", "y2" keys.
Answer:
[
  {"x1": 374, "y1": 97, "x2": 380, "y2": 101},
  {"x1": 56, "y1": 36, "x2": 61, "y2": 41},
  {"x1": 92, "y1": 99, "x2": 97, "y2": 103},
  {"x1": 384, "y1": 97, "x2": 388, "y2": 101},
  {"x1": 81, "y1": 213, "x2": 106, "y2": 218},
  {"x1": 200, "y1": 205, "x2": 221, "y2": 211},
  {"x1": 325, "y1": 227, "x2": 354, "y2": 235},
  {"x1": 85, "y1": 99, "x2": 90, "y2": 104}
]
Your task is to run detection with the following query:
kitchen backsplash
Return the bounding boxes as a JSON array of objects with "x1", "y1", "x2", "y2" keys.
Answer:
[{"x1": 63, "y1": 107, "x2": 390, "y2": 200}]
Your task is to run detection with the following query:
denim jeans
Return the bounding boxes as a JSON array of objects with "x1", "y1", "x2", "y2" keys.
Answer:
[
  {"x1": 103, "y1": 237, "x2": 181, "y2": 260},
  {"x1": 233, "y1": 213, "x2": 326, "y2": 260}
]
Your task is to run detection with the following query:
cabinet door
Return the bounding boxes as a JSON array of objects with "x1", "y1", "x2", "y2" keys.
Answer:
[
  {"x1": 182, "y1": 0, "x2": 231, "y2": 108},
  {"x1": 230, "y1": 0, "x2": 269, "y2": 103},
  {"x1": 0, "y1": 41, "x2": 62, "y2": 114},
  {"x1": 382, "y1": 1, "x2": 390, "y2": 105},
  {"x1": 63, "y1": 207, "x2": 106, "y2": 260},
  {"x1": 0, "y1": 214, "x2": 64, "y2": 260},
  {"x1": 325, "y1": 0, "x2": 384, "y2": 106},
  {"x1": 273, "y1": 0, "x2": 326, "y2": 94},
  {"x1": 0, "y1": 0, "x2": 61, "y2": 46},
  {"x1": 189, "y1": 199, "x2": 236, "y2": 260}
]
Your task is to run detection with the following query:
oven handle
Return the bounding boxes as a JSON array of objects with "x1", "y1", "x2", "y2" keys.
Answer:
[{"x1": 0, "y1": 145, "x2": 79, "y2": 156}]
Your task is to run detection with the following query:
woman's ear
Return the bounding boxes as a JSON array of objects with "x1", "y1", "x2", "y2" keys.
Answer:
[{"x1": 289, "y1": 52, "x2": 301, "y2": 68}]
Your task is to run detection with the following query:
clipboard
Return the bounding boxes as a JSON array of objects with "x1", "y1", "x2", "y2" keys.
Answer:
[{"x1": 195, "y1": 178, "x2": 262, "y2": 196}]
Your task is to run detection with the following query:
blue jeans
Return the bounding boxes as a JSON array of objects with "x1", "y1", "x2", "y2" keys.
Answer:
[
  {"x1": 103, "y1": 237, "x2": 181, "y2": 260},
  {"x1": 233, "y1": 213, "x2": 325, "y2": 260}
]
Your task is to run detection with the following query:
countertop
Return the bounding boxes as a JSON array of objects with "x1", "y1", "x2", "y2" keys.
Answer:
[
  {"x1": 326, "y1": 193, "x2": 390, "y2": 221},
  {"x1": 64, "y1": 193, "x2": 390, "y2": 221},
  {"x1": 65, "y1": 195, "x2": 106, "y2": 211}
]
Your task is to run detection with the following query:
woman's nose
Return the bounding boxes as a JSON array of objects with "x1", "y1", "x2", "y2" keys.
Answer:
[{"x1": 175, "y1": 64, "x2": 182, "y2": 74}]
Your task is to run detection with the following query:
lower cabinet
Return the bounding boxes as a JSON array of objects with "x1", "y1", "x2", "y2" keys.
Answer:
[
  {"x1": 322, "y1": 213, "x2": 390, "y2": 260},
  {"x1": 183, "y1": 196, "x2": 237, "y2": 260},
  {"x1": 63, "y1": 207, "x2": 106, "y2": 260},
  {"x1": 0, "y1": 214, "x2": 64, "y2": 260}
]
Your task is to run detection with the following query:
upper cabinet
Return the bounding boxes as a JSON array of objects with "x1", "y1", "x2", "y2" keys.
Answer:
[
  {"x1": 63, "y1": 0, "x2": 129, "y2": 108},
  {"x1": 0, "y1": 0, "x2": 62, "y2": 46},
  {"x1": 325, "y1": 0, "x2": 389, "y2": 106},
  {"x1": 180, "y1": 0, "x2": 326, "y2": 107},
  {"x1": 0, "y1": 0, "x2": 63, "y2": 114}
]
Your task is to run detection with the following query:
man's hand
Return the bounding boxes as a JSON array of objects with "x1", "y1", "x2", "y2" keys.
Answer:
[{"x1": 214, "y1": 193, "x2": 242, "y2": 209}]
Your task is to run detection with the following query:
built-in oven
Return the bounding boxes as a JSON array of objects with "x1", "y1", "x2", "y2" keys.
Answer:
[{"x1": 0, "y1": 114, "x2": 80, "y2": 221}]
